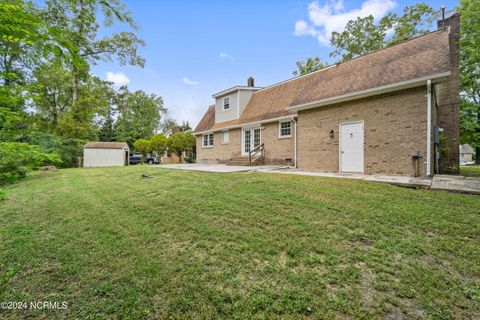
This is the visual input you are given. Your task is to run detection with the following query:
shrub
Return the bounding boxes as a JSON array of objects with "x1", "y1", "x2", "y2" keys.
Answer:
[
  {"x1": 133, "y1": 139, "x2": 152, "y2": 164},
  {"x1": 0, "y1": 142, "x2": 62, "y2": 185},
  {"x1": 27, "y1": 131, "x2": 85, "y2": 168}
]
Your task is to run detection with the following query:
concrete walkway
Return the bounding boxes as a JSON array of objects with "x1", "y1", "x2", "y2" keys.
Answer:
[
  {"x1": 155, "y1": 164, "x2": 480, "y2": 194},
  {"x1": 431, "y1": 175, "x2": 480, "y2": 194},
  {"x1": 257, "y1": 168, "x2": 432, "y2": 188}
]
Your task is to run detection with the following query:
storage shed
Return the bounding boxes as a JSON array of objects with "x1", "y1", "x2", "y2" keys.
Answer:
[{"x1": 83, "y1": 142, "x2": 129, "y2": 167}]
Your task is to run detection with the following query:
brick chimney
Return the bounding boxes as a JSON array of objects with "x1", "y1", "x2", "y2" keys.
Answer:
[
  {"x1": 435, "y1": 9, "x2": 461, "y2": 173},
  {"x1": 247, "y1": 76, "x2": 255, "y2": 87},
  {"x1": 171, "y1": 125, "x2": 182, "y2": 134}
]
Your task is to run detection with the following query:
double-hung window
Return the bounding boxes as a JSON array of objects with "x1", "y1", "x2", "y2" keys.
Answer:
[
  {"x1": 203, "y1": 133, "x2": 214, "y2": 147},
  {"x1": 223, "y1": 97, "x2": 230, "y2": 110},
  {"x1": 279, "y1": 121, "x2": 292, "y2": 138}
]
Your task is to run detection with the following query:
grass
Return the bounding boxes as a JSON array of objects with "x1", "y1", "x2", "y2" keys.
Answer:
[
  {"x1": 0, "y1": 166, "x2": 479, "y2": 319},
  {"x1": 461, "y1": 165, "x2": 480, "y2": 178}
]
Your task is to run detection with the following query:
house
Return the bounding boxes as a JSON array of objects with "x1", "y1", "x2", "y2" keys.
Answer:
[
  {"x1": 193, "y1": 12, "x2": 460, "y2": 177},
  {"x1": 83, "y1": 142, "x2": 129, "y2": 167},
  {"x1": 459, "y1": 144, "x2": 475, "y2": 165}
]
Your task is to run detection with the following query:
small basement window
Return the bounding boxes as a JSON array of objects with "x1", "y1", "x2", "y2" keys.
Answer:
[
  {"x1": 222, "y1": 130, "x2": 229, "y2": 144},
  {"x1": 223, "y1": 97, "x2": 230, "y2": 110},
  {"x1": 203, "y1": 133, "x2": 214, "y2": 147},
  {"x1": 279, "y1": 120, "x2": 292, "y2": 138}
]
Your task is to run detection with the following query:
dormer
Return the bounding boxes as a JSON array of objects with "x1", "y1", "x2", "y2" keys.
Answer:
[{"x1": 212, "y1": 77, "x2": 262, "y2": 123}]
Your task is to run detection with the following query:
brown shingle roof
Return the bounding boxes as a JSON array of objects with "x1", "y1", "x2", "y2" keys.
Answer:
[
  {"x1": 84, "y1": 142, "x2": 128, "y2": 149},
  {"x1": 193, "y1": 105, "x2": 215, "y2": 132},
  {"x1": 194, "y1": 30, "x2": 451, "y2": 133}
]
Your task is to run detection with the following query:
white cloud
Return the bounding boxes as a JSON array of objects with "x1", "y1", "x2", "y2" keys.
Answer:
[
  {"x1": 294, "y1": 0, "x2": 396, "y2": 45},
  {"x1": 219, "y1": 52, "x2": 234, "y2": 60},
  {"x1": 183, "y1": 77, "x2": 199, "y2": 85},
  {"x1": 106, "y1": 71, "x2": 130, "y2": 86}
]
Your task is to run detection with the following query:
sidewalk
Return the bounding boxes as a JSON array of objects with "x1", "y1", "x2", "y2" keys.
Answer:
[{"x1": 258, "y1": 168, "x2": 480, "y2": 194}]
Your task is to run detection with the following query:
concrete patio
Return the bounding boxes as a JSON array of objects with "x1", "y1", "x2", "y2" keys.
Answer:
[{"x1": 155, "y1": 164, "x2": 480, "y2": 194}]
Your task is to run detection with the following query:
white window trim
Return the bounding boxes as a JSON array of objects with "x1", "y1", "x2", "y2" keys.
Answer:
[
  {"x1": 202, "y1": 133, "x2": 214, "y2": 148},
  {"x1": 222, "y1": 96, "x2": 230, "y2": 111},
  {"x1": 278, "y1": 120, "x2": 292, "y2": 139},
  {"x1": 221, "y1": 130, "x2": 229, "y2": 144}
]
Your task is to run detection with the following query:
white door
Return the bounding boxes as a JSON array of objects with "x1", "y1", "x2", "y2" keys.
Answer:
[
  {"x1": 340, "y1": 122, "x2": 364, "y2": 173},
  {"x1": 242, "y1": 128, "x2": 261, "y2": 156}
]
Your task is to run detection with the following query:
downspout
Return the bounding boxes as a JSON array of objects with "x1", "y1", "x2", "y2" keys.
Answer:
[
  {"x1": 426, "y1": 80, "x2": 432, "y2": 177},
  {"x1": 291, "y1": 117, "x2": 297, "y2": 168}
]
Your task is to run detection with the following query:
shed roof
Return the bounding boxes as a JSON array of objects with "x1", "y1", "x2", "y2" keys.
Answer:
[{"x1": 84, "y1": 142, "x2": 128, "y2": 149}]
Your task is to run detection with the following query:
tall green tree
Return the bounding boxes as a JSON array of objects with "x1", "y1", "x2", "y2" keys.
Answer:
[
  {"x1": 293, "y1": 57, "x2": 326, "y2": 76},
  {"x1": 329, "y1": 3, "x2": 435, "y2": 61},
  {"x1": 459, "y1": 0, "x2": 480, "y2": 163},
  {"x1": 115, "y1": 88, "x2": 166, "y2": 145},
  {"x1": 180, "y1": 121, "x2": 192, "y2": 132},
  {"x1": 44, "y1": 0, "x2": 145, "y2": 106}
]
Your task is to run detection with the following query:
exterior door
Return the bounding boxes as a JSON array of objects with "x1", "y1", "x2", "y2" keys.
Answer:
[
  {"x1": 242, "y1": 128, "x2": 261, "y2": 156},
  {"x1": 340, "y1": 122, "x2": 364, "y2": 173}
]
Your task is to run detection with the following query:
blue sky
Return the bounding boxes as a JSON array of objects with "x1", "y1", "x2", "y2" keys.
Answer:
[{"x1": 91, "y1": 0, "x2": 459, "y2": 127}]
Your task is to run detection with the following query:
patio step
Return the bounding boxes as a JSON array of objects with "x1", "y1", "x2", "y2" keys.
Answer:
[
  {"x1": 227, "y1": 156, "x2": 265, "y2": 166},
  {"x1": 227, "y1": 157, "x2": 250, "y2": 166}
]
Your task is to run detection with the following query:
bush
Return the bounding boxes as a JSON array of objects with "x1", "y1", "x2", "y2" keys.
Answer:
[
  {"x1": 0, "y1": 142, "x2": 62, "y2": 185},
  {"x1": 27, "y1": 131, "x2": 85, "y2": 168},
  {"x1": 0, "y1": 189, "x2": 4, "y2": 201}
]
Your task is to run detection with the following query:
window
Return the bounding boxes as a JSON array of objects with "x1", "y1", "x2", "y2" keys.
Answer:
[
  {"x1": 223, "y1": 97, "x2": 230, "y2": 110},
  {"x1": 203, "y1": 133, "x2": 214, "y2": 147},
  {"x1": 279, "y1": 121, "x2": 292, "y2": 138},
  {"x1": 222, "y1": 130, "x2": 229, "y2": 144}
]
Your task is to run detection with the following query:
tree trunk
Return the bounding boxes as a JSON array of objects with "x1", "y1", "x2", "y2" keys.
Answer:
[
  {"x1": 476, "y1": 147, "x2": 480, "y2": 164},
  {"x1": 71, "y1": 69, "x2": 78, "y2": 106}
]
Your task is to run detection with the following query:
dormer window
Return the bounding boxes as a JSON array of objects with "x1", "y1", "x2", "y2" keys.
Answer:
[{"x1": 223, "y1": 97, "x2": 230, "y2": 110}]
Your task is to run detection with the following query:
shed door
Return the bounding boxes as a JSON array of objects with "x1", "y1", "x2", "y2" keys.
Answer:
[{"x1": 340, "y1": 122, "x2": 364, "y2": 173}]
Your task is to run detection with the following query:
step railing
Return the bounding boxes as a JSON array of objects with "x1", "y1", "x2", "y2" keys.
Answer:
[{"x1": 248, "y1": 143, "x2": 265, "y2": 166}]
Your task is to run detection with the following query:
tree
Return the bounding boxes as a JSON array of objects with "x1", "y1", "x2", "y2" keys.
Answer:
[
  {"x1": 293, "y1": 57, "x2": 326, "y2": 76},
  {"x1": 133, "y1": 139, "x2": 152, "y2": 164},
  {"x1": 459, "y1": 0, "x2": 480, "y2": 163},
  {"x1": 150, "y1": 134, "x2": 168, "y2": 156},
  {"x1": 168, "y1": 132, "x2": 196, "y2": 163},
  {"x1": 329, "y1": 3, "x2": 435, "y2": 61},
  {"x1": 116, "y1": 88, "x2": 166, "y2": 145},
  {"x1": 159, "y1": 118, "x2": 177, "y2": 135},
  {"x1": 180, "y1": 120, "x2": 192, "y2": 132},
  {"x1": 44, "y1": 0, "x2": 145, "y2": 106}
]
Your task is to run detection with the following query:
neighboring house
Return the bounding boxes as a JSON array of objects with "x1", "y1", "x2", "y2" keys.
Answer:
[
  {"x1": 193, "y1": 12, "x2": 460, "y2": 177},
  {"x1": 83, "y1": 142, "x2": 129, "y2": 167},
  {"x1": 459, "y1": 144, "x2": 474, "y2": 165}
]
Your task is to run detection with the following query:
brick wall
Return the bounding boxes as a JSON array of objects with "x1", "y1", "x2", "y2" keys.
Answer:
[
  {"x1": 435, "y1": 13, "x2": 460, "y2": 173},
  {"x1": 297, "y1": 87, "x2": 428, "y2": 176},
  {"x1": 262, "y1": 121, "x2": 295, "y2": 165},
  {"x1": 196, "y1": 129, "x2": 242, "y2": 163},
  {"x1": 195, "y1": 121, "x2": 294, "y2": 165}
]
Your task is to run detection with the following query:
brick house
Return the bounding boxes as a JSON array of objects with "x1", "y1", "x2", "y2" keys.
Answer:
[{"x1": 193, "y1": 12, "x2": 460, "y2": 177}]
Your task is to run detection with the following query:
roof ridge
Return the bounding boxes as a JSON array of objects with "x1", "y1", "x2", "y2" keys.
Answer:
[{"x1": 254, "y1": 29, "x2": 447, "y2": 94}]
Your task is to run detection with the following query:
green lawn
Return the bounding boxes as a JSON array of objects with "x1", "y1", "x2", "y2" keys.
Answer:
[
  {"x1": 0, "y1": 167, "x2": 479, "y2": 319},
  {"x1": 461, "y1": 165, "x2": 480, "y2": 178}
]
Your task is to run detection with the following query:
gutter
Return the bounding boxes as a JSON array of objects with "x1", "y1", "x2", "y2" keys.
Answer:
[
  {"x1": 286, "y1": 72, "x2": 451, "y2": 112},
  {"x1": 291, "y1": 117, "x2": 297, "y2": 168},
  {"x1": 426, "y1": 80, "x2": 432, "y2": 177}
]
